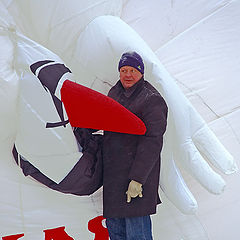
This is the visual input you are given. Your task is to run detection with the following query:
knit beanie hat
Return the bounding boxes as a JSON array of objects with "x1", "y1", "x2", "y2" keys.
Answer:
[{"x1": 118, "y1": 51, "x2": 144, "y2": 74}]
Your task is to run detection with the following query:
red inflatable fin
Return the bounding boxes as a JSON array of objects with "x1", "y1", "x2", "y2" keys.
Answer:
[{"x1": 61, "y1": 80, "x2": 146, "y2": 135}]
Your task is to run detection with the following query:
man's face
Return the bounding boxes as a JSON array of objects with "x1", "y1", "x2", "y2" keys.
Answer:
[{"x1": 120, "y1": 66, "x2": 143, "y2": 89}]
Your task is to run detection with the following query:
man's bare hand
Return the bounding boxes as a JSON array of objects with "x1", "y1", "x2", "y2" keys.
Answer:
[{"x1": 126, "y1": 180, "x2": 143, "y2": 203}]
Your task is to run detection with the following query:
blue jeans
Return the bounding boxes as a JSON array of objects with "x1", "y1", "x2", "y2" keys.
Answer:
[{"x1": 106, "y1": 215, "x2": 153, "y2": 240}]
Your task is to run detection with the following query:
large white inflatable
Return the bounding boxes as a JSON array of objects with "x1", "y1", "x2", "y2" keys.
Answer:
[{"x1": 0, "y1": 1, "x2": 239, "y2": 239}]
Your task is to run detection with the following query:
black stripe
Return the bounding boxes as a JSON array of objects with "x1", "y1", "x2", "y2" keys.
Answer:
[
  {"x1": 12, "y1": 145, "x2": 19, "y2": 165},
  {"x1": 30, "y1": 60, "x2": 54, "y2": 74},
  {"x1": 50, "y1": 93, "x2": 67, "y2": 127},
  {"x1": 46, "y1": 119, "x2": 69, "y2": 128},
  {"x1": 38, "y1": 63, "x2": 71, "y2": 94}
]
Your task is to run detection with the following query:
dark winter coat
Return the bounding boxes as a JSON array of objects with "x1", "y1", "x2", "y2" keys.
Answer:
[{"x1": 102, "y1": 77, "x2": 168, "y2": 218}]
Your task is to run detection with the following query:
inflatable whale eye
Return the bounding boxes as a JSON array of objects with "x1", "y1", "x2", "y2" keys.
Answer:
[
  {"x1": 0, "y1": 1, "x2": 239, "y2": 239},
  {"x1": 29, "y1": 60, "x2": 71, "y2": 128}
]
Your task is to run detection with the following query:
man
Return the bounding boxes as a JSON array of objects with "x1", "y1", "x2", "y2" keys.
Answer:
[{"x1": 103, "y1": 51, "x2": 168, "y2": 239}]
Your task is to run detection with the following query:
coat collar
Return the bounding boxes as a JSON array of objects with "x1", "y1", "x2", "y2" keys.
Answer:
[{"x1": 118, "y1": 77, "x2": 144, "y2": 98}]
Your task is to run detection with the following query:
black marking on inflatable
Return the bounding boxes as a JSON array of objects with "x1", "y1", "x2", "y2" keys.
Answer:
[
  {"x1": 45, "y1": 92, "x2": 69, "y2": 128},
  {"x1": 12, "y1": 145, "x2": 19, "y2": 165},
  {"x1": 30, "y1": 61, "x2": 72, "y2": 128},
  {"x1": 37, "y1": 63, "x2": 71, "y2": 94},
  {"x1": 46, "y1": 120, "x2": 69, "y2": 128},
  {"x1": 30, "y1": 60, "x2": 54, "y2": 74}
]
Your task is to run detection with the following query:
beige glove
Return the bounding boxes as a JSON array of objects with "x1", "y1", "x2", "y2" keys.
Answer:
[{"x1": 126, "y1": 180, "x2": 143, "y2": 203}]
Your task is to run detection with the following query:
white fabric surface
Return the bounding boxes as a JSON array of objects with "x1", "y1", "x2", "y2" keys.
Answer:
[{"x1": 0, "y1": 1, "x2": 239, "y2": 239}]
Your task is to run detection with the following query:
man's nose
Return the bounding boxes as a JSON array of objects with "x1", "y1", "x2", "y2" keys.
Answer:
[{"x1": 125, "y1": 71, "x2": 131, "y2": 77}]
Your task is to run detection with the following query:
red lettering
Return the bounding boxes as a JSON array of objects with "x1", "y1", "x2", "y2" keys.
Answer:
[
  {"x1": 88, "y1": 216, "x2": 109, "y2": 240},
  {"x1": 44, "y1": 227, "x2": 74, "y2": 240},
  {"x1": 2, "y1": 233, "x2": 24, "y2": 240},
  {"x1": 2, "y1": 216, "x2": 109, "y2": 240}
]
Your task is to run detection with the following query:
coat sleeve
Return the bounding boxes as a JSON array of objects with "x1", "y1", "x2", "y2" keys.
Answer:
[
  {"x1": 128, "y1": 94, "x2": 168, "y2": 185},
  {"x1": 73, "y1": 127, "x2": 103, "y2": 155}
]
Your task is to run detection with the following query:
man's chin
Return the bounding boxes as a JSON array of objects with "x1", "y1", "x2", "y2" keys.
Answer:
[
  {"x1": 124, "y1": 85, "x2": 132, "y2": 89},
  {"x1": 124, "y1": 82, "x2": 134, "y2": 88}
]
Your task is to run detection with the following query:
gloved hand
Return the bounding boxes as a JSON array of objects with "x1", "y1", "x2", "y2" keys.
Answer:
[{"x1": 126, "y1": 180, "x2": 143, "y2": 203}]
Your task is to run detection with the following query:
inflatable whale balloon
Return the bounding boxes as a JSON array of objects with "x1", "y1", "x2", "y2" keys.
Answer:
[
  {"x1": 0, "y1": 0, "x2": 238, "y2": 239},
  {"x1": 12, "y1": 33, "x2": 146, "y2": 196}
]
